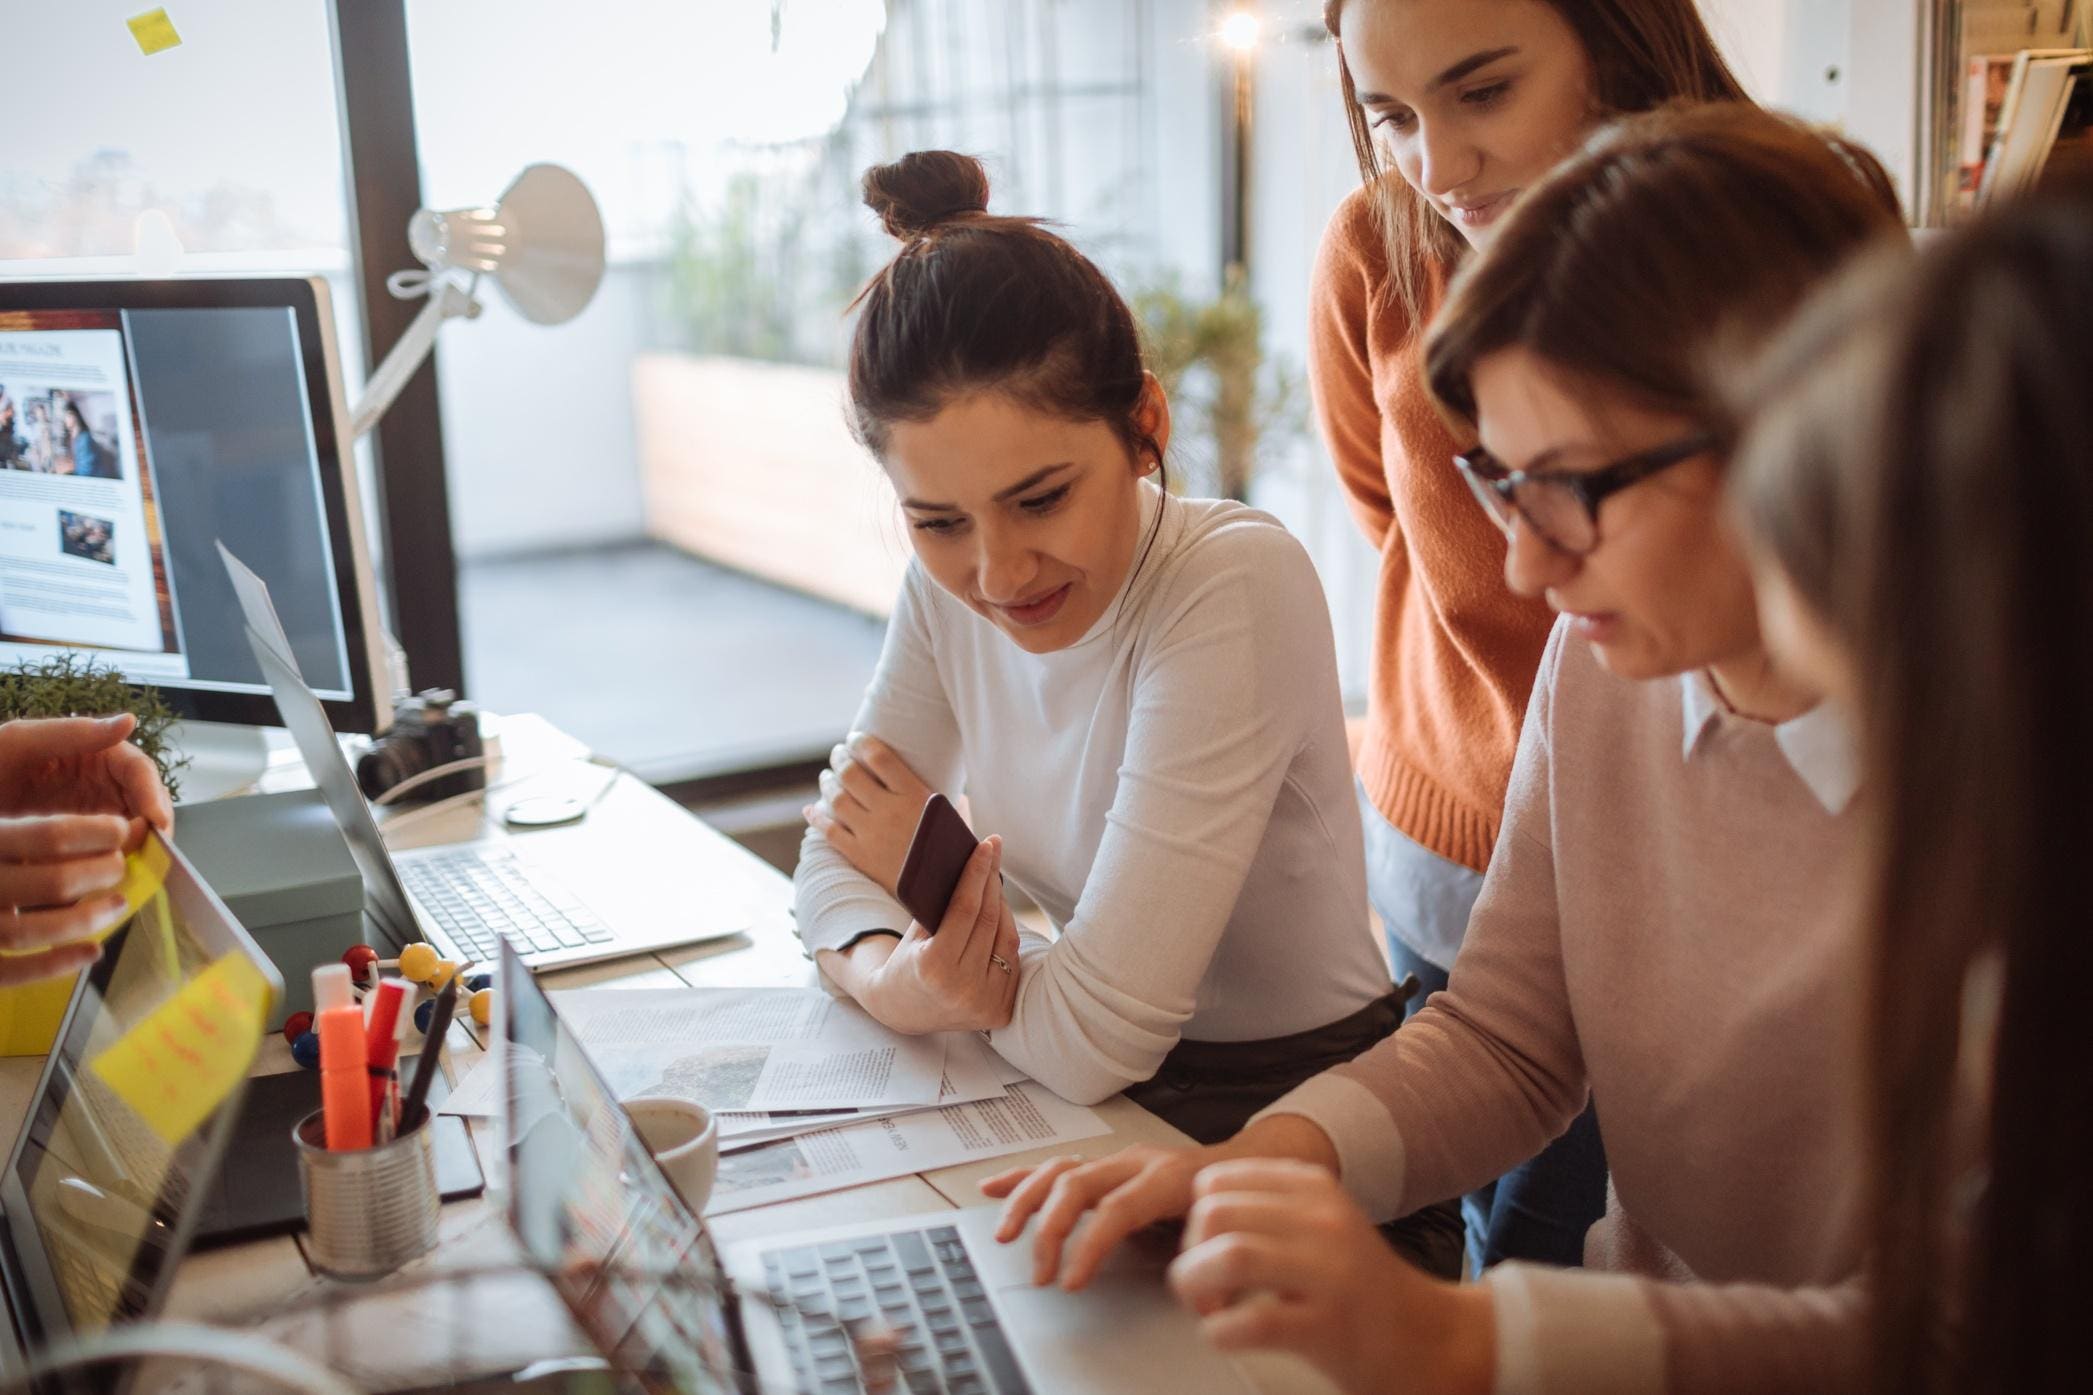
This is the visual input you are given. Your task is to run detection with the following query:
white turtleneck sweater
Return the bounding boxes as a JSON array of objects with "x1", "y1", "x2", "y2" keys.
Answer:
[{"x1": 793, "y1": 487, "x2": 1393, "y2": 1104}]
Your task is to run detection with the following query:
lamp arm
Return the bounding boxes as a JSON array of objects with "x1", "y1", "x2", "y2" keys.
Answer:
[{"x1": 348, "y1": 279, "x2": 482, "y2": 439}]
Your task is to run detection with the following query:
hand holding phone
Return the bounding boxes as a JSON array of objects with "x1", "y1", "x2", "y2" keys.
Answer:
[
  {"x1": 851, "y1": 830, "x2": 1021, "y2": 1035},
  {"x1": 895, "y1": 794, "x2": 980, "y2": 933}
]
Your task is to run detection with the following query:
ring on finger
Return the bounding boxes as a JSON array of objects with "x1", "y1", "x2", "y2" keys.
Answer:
[{"x1": 990, "y1": 952, "x2": 1011, "y2": 974}]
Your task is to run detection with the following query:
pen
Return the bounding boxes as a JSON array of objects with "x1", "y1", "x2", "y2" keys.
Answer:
[{"x1": 398, "y1": 979, "x2": 458, "y2": 1136}]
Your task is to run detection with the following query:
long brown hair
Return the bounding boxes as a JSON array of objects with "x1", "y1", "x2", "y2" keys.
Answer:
[
  {"x1": 1730, "y1": 179, "x2": 2093, "y2": 1395},
  {"x1": 1423, "y1": 104, "x2": 1903, "y2": 433},
  {"x1": 1322, "y1": 0, "x2": 1751, "y2": 324}
]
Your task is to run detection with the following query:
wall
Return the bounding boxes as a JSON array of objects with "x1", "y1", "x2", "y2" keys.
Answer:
[{"x1": 432, "y1": 262, "x2": 653, "y2": 558}]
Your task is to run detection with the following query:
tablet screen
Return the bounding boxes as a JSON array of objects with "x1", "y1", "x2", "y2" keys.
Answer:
[{"x1": 3, "y1": 830, "x2": 273, "y2": 1347}]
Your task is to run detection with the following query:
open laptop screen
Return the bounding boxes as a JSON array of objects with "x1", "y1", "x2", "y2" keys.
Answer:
[
  {"x1": 0, "y1": 830, "x2": 279, "y2": 1363},
  {"x1": 499, "y1": 941, "x2": 748, "y2": 1393}
]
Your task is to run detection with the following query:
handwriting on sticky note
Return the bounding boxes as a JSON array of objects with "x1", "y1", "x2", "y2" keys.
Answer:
[
  {"x1": 128, "y1": 8, "x2": 182, "y2": 55},
  {"x1": 88, "y1": 952, "x2": 268, "y2": 1145}
]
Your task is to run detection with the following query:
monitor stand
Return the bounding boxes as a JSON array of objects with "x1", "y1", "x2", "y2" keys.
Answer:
[{"x1": 171, "y1": 720, "x2": 272, "y2": 804}]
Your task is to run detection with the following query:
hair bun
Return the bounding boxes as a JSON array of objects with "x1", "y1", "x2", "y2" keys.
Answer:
[{"x1": 862, "y1": 151, "x2": 990, "y2": 239}]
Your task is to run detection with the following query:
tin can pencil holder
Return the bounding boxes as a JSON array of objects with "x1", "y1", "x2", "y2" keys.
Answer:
[{"x1": 294, "y1": 1109, "x2": 441, "y2": 1280}]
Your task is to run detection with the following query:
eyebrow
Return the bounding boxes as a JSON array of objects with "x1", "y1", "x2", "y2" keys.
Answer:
[
  {"x1": 900, "y1": 462, "x2": 1075, "y2": 512},
  {"x1": 1356, "y1": 46, "x2": 1520, "y2": 105}
]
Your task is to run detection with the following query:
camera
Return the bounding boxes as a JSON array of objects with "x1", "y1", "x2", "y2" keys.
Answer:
[{"x1": 355, "y1": 689, "x2": 485, "y2": 803}]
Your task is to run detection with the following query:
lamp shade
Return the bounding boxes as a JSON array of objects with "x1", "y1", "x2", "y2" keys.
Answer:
[{"x1": 406, "y1": 163, "x2": 605, "y2": 326}]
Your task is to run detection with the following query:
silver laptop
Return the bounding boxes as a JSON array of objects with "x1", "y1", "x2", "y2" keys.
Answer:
[
  {"x1": 497, "y1": 941, "x2": 1254, "y2": 1395},
  {"x1": 0, "y1": 829, "x2": 283, "y2": 1393},
  {"x1": 223, "y1": 543, "x2": 749, "y2": 972}
]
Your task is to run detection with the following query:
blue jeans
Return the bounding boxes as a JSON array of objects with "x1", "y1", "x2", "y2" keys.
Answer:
[{"x1": 1387, "y1": 937, "x2": 1608, "y2": 1272}]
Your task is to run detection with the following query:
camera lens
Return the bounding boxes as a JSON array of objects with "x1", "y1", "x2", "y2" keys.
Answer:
[{"x1": 356, "y1": 734, "x2": 430, "y2": 801}]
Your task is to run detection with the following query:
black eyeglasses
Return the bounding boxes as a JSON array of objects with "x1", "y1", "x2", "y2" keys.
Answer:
[{"x1": 1453, "y1": 431, "x2": 1719, "y2": 556}]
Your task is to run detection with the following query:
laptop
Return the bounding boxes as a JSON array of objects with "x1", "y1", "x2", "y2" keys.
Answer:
[
  {"x1": 0, "y1": 829, "x2": 284, "y2": 1392},
  {"x1": 222, "y1": 543, "x2": 752, "y2": 972},
  {"x1": 496, "y1": 941, "x2": 1255, "y2": 1395}
]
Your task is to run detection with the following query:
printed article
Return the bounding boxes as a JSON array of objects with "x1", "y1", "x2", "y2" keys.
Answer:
[
  {"x1": 706, "y1": 1084, "x2": 1111, "y2": 1214},
  {"x1": 0, "y1": 320, "x2": 185, "y2": 672}
]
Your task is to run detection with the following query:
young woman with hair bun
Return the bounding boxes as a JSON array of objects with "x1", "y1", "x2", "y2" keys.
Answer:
[{"x1": 796, "y1": 152, "x2": 1415, "y2": 1184}]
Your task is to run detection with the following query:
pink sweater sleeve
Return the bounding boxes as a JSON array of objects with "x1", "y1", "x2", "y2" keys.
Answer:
[
  {"x1": 1485, "y1": 1264, "x2": 1869, "y2": 1395},
  {"x1": 1252, "y1": 624, "x2": 1587, "y2": 1221}
]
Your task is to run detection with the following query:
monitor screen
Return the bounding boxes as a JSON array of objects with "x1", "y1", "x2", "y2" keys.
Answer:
[
  {"x1": 0, "y1": 830, "x2": 276, "y2": 1363},
  {"x1": 0, "y1": 279, "x2": 382, "y2": 731}
]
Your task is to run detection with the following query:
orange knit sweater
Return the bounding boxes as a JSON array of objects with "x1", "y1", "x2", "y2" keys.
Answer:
[{"x1": 1308, "y1": 186, "x2": 1557, "y2": 873}]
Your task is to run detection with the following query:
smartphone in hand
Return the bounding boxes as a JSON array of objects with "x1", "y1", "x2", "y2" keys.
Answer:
[{"x1": 895, "y1": 794, "x2": 979, "y2": 933}]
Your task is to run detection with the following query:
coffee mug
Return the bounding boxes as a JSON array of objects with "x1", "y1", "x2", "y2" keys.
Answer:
[{"x1": 623, "y1": 1095, "x2": 718, "y2": 1215}]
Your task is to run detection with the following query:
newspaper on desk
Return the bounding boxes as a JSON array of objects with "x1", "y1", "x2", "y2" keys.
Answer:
[
  {"x1": 440, "y1": 984, "x2": 1109, "y2": 1209},
  {"x1": 552, "y1": 986, "x2": 952, "y2": 1113},
  {"x1": 442, "y1": 1016, "x2": 1017, "y2": 1142}
]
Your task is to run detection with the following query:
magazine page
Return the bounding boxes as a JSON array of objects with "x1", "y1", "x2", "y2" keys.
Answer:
[{"x1": 0, "y1": 315, "x2": 185, "y2": 674}]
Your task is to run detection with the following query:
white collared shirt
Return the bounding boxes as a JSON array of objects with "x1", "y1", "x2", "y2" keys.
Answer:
[{"x1": 1679, "y1": 671, "x2": 1860, "y2": 815}]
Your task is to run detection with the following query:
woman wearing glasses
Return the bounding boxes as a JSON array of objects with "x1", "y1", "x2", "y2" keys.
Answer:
[
  {"x1": 983, "y1": 107, "x2": 1903, "y2": 1394},
  {"x1": 1306, "y1": 0, "x2": 1751, "y2": 1272}
]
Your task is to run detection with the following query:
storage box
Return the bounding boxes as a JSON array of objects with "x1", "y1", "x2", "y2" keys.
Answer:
[{"x1": 175, "y1": 788, "x2": 371, "y2": 1027}]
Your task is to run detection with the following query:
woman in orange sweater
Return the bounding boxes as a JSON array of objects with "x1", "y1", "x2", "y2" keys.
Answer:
[{"x1": 1311, "y1": 0, "x2": 1747, "y2": 1271}]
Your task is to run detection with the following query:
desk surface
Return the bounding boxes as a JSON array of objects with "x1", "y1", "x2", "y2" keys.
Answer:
[{"x1": 1, "y1": 715, "x2": 1331, "y2": 1394}]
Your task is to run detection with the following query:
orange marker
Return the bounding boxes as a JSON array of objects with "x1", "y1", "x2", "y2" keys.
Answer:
[{"x1": 318, "y1": 1005, "x2": 373, "y2": 1150}]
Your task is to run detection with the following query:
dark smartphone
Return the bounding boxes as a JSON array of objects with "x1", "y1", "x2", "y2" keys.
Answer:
[{"x1": 895, "y1": 793, "x2": 980, "y2": 932}]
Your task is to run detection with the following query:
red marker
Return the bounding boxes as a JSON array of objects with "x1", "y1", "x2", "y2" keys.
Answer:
[{"x1": 364, "y1": 980, "x2": 409, "y2": 1125}]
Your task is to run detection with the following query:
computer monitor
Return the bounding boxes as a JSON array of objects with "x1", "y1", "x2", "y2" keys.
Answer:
[{"x1": 0, "y1": 277, "x2": 389, "y2": 733}]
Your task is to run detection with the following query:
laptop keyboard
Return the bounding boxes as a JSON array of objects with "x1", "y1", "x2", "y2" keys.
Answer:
[
  {"x1": 762, "y1": 1225, "x2": 1031, "y2": 1395},
  {"x1": 397, "y1": 846, "x2": 612, "y2": 965}
]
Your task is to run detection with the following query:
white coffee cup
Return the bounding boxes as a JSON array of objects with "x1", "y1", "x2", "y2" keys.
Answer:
[{"x1": 623, "y1": 1096, "x2": 718, "y2": 1215}]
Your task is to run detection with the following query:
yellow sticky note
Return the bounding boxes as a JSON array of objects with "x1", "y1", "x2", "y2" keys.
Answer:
[
  {"x1": 87, "y1": 952, "x2": 268, "y2": 1145},
  {"x1": 127, "y1": 8, "x2": 182, "y2": 56},
  {"x1": 0, "y1": 975, "x2": 75, "y2": 1057}
]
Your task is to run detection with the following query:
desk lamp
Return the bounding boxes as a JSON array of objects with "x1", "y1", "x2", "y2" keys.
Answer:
[{"x1": 349, "y1": 162, "x2": 606, "y2": 438}]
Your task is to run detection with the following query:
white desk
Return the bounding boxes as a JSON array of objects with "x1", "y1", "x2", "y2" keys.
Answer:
[{"x1": 2, "y1": 716, "x2": 1332, "y2": 1394}]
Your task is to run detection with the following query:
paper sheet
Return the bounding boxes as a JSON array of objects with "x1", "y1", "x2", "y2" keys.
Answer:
[
  {"x1": 705, "y1": 1083, "x2": 1110, "y2": 1214},
  {"x1": 550, "y1": 987, "x2": 949, "y2": 1113},
  {"x1": 717, "y1": 1031, "x2": 1013, "y2": 1146},
  {"x1": 442, "y1": 1012, "x2": 1008, "y2": 1134}
]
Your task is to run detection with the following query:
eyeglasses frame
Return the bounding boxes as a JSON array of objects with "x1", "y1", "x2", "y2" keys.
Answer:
[{"x1": 1453, "y1": 430, "x2": 1722, "y2": 556}]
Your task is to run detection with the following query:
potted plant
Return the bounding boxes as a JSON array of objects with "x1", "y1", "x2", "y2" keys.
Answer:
[
  {"x1": 0, "y1": 652, "x2": 186, "y2": 800},
  {"x1": 1133, "y1": 267, "x2": 1306, "y2": 502}
]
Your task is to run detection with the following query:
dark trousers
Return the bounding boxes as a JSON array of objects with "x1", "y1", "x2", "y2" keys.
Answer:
[{"x1": 1122, "y1": 991, "x2": 1465, "y2": 1278}]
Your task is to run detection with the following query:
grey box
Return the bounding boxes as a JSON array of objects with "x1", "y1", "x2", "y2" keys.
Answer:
[{"x1": 175, "y1": 788, "x2": 370, "y2": 1027}]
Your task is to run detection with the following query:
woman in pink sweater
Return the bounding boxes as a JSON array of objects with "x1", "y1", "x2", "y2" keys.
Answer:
[{"x1": 982, "y1": 107, "x2": 1905, "y2": 1394}]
